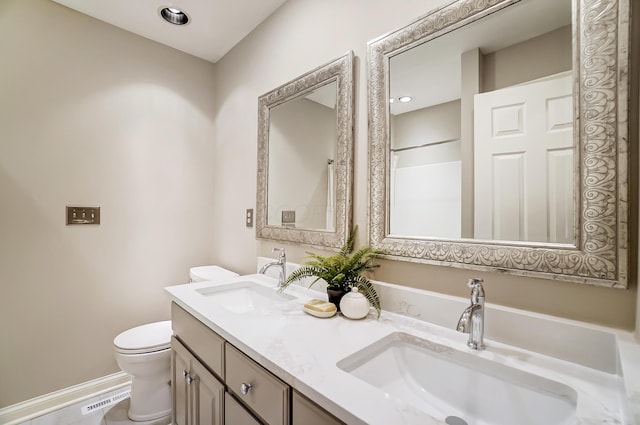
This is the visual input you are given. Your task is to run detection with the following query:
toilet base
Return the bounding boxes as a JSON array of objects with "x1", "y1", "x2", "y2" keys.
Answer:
[
  {"x1": 128, "y1": 374, "x2": 172, "y2": 421},
  {"x1": 129, "y1": 408, "x2": 172, "y2": 422},
  {"x1": 104, "y1": 397, "x2": 171, "y2": 425},
  {"x1": 129, "y1": 410, "x2": 172, "y2": 423}
]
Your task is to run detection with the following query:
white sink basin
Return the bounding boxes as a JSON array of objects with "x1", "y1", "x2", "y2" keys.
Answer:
[
  {"x1": 196, "y1": 281, "x2": 296, "y2": 313},
  {"x1": 337, "y1": 332, "x2": 577, "y2": 425}
]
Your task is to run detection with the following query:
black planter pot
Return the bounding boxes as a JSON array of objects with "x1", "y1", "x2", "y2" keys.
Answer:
[{"x1": 326, "y1": 288, "x2": 347, "y2": 311}]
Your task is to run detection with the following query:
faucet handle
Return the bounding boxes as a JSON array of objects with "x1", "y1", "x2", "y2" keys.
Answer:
[
  {"x1": 467, "y1": 278, "x2": 484, "y2": 288},
  {"x1": 467, "y1": 278, "x2": 484, "y2": 299},
  {"x1": 272, "y1": 247, "x2": 286, "y2": 261}
]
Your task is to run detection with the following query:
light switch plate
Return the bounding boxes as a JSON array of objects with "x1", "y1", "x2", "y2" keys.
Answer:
[
  {"x1": 281, "y1": 210, "x2": 295, "y2": 227},
  {"x1": 66, "y1": 206, "x2": 100, "y2": 225},
  {"x1": 246, "y1": 209, "x2": 254, "y2": 228}
]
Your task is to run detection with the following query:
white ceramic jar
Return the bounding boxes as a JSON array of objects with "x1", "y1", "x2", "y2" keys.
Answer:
[{"x1": 339, "y1": 287, "x2": 370, "y2": 319}]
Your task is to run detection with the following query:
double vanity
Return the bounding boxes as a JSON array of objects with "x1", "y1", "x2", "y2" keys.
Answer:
[{"x1": 165, "y1": 271, "x2": 639, "y2": 425}]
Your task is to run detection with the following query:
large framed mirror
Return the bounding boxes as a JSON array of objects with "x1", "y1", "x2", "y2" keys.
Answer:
[
  {"x1": 368, "y1": 0, "x2": 630, "y2": 287},
  {"x1": 257, "y1": 51, "x2": 354, "y2": 249}
]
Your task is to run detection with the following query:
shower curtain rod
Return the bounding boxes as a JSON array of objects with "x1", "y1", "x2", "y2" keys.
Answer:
[{"x1": 390, "y1": 137, "x2": 460, "y2": 153}]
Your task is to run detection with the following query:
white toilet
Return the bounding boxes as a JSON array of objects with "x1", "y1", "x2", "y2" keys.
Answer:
[
  {"x1": 189, "y1": 265, "x2": 238, "y2": 283},
  {"x1": 114, "y1": 321, "x2": 173, "y2": 421},
  {"x1": 113, "y1": 266, "x2": 238, "y2": 421}
]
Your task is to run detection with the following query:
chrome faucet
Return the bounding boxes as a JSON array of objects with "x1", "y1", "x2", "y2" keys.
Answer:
[
  {"x1": 456, "y1": 278, "x2": 486, "y2": 350},
  {"x1": 259, "y1": 247, "x2": 287, "y2": 287}
]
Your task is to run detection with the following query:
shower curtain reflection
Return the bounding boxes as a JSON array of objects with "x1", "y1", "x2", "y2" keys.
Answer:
[
  {"x1": 390, "y1": 141, "x2": 461, "y2": 238},
  {"x1": 326, "y1": 159, "x2": 335, "y2": 231}
]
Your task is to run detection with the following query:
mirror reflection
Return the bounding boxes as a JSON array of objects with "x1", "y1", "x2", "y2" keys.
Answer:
[
  {"x1": 368, "y1": 0, "x2": 629, "y2": 286},
  {"x1": 256, "y1": 51, "x2": 353, "y2": 249},
  {"x1": 267, "y1": 82, "x2": 337, "y2": 231},
  {"x1": 388, "y1": 0, "x2": 573, "y2": 244}
]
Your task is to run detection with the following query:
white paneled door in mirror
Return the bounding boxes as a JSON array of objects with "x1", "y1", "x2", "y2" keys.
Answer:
[{"x1": 474, "y1": 73, "x2": 574, "y2": 244}]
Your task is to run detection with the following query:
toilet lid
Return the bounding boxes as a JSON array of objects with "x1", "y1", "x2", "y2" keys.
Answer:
[{"x1": 114, "y1": 320, "x2": 172, "y2": 354}]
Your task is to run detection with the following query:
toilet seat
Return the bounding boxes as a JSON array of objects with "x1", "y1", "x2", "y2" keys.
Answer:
[{"x1": 114, "y1": 320, "x2": 172, "y2": 355}]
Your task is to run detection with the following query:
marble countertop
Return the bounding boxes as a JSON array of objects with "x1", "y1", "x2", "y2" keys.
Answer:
[{"x1": 165, "y1": 273, "x2": 637, "y2": 425}]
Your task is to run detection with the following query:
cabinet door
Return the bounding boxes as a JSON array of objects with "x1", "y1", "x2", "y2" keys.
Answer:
[
  {"x1": 172, "y1": 337, "x2": 191, "y2": 425},
  {"x1": 225, "y1": 393, "x2": 262, "y2": 425},
  {"x1": 292, "y1": 390, "x2": 344, "y2": 425},
  {"x1": 173, "y1": 336, "x2": 225, "y2": 425},
  {"x1": 191, "y1": 358, "x2": 224, "y2": 425}
]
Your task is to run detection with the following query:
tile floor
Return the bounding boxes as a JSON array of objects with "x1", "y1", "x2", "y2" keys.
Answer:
[{"x1": 17, "y1": 387, "x2": 171, "y2": 425}]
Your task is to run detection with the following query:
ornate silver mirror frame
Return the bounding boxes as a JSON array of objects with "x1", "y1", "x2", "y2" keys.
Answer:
[
  {"x1": 256, "y1": 51, "x2": 354, "y2": 249},
  {"x1": 368, "y1": 0, "x2": 630, "y2": 287}
]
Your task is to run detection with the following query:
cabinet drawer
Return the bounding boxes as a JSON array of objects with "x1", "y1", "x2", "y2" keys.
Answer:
[
  {"x1": 171, "y1": 302, "x2": 225, "y2": 379},
  {"x1": 225, "y1": 343, "x2": 290, "y2": 425},
  {"x1": 225, "y1": 393, "x2": 262, "y2": 425}
]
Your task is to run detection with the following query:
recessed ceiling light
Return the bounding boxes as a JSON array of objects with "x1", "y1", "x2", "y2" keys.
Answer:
[
  {"x1": 389, "y1": 98, "x2": 395, "y2": 103},
  {"x1": 160, "y1": 7, "x2": 189, "y2": 25},
  {"x1": 398, "y1": 96, "x2": 412, "y2": 103}
]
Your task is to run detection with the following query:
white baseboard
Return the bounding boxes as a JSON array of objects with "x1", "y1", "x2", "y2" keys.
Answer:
[{"x1": 0, "y1": 372, "x2": 131, "y2": 425}]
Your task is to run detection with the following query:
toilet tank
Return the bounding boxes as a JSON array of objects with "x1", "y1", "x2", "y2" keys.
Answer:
[{"x1": 189, "y1": 265, "x2": 238, "y2": 283}]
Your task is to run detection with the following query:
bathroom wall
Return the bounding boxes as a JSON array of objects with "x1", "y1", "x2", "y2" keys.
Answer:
[
  {"x1": 212, "y1": 0, "x2": 638, "y2": 329},
  {"x1": 0, "y1": 0, "x2": 217, "y2": 407},
  {"x1": 482, "y1": 25, "x2": 572, "y2": 92}
]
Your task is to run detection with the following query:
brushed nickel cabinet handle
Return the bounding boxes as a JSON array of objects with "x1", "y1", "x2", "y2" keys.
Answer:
[{"x1": 240, "y1": 382, "x2": 253, "y2": 395}]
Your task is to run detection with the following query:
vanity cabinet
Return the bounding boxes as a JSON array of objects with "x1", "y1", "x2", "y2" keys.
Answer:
[
  {"x1": 172, "y1": 336, "x2": 225, "y2": 425},
  {"x1": 292, "y1": 391, "x2": 344, "y2": 425},
  {"x1": 171, "y1": 302, "x2": 344, "y2": 425},
  {"x1": 172, "y1": 301, "x2": 225, "y2": 378}
]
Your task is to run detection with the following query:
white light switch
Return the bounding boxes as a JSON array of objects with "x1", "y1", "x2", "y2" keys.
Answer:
[{"x1": 246, "y1": 209, "x2": 253, "y2": 228}]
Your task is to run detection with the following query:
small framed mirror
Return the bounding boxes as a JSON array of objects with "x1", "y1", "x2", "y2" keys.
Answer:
[
  {"x1": 368, "y1": 0, "x2": 630, "y2": 287},
  {"x1": 256, "y1": 52, "x2": 354, "y2": 249}
]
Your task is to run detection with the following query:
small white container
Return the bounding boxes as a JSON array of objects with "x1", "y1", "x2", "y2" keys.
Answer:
[{"x1": 339, "y1": 287, "x2": 370, "y2": 319}]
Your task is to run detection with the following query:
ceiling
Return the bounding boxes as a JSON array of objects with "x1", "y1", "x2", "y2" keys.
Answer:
[
  {"x1": 51, "y1": 0, "x2": 288, "y2": 63},
  {"x1": 50, "y1": 0, "x2": 570, "y2": 103}
]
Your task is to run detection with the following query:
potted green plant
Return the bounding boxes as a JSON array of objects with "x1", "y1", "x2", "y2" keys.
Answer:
[{"x1": 278, "y1": 227, "x2": 382, "y2": 318}]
